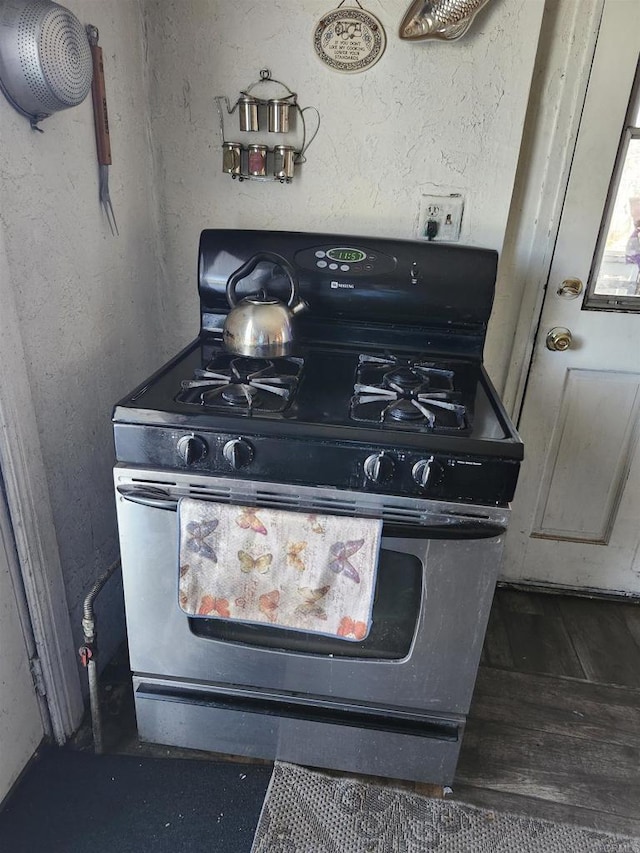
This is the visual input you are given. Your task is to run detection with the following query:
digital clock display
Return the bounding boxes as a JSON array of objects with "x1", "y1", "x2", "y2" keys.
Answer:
[{"x1": 326, "y1": 248, "x2": 367, "y2": 263}]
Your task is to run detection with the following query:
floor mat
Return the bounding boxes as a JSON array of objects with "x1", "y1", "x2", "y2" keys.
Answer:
[
  {"x1": 251, "y1": 761, "x2": 640, "y2": 853},
  {"x1": 0, "y1": 746, "x2": 272, "y2": 853}
]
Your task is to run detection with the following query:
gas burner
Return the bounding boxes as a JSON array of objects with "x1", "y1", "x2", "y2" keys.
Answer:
[
  {"x1": 227, "y1": 357, "x2": 275, "y2": 380},
  {"x1": 358, "y1": 355, "x2": 455, "y2": 392},
  {"x1": 383, "y1": 368, "x2": 424, "y2": 392},
  {"x1": 350, "y1": 354, "x2": 469, "y2": 431},
  {"x1": 175, "y1": 350, "x2": 304, "y2": 414},
  {"x1": 220, "y1": 384, "x2": 259, "y2": 406},
  {"x1": 387, "y1": 399, "x2": 424, "y2": 421}
]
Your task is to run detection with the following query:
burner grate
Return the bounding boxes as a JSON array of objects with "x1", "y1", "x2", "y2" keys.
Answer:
[
  {"x1": 350, "y1": 354, "x2": 470, "y2": 432},
  {"x1": 175, "y1": 353, "x2": 303, "y2": 414}
]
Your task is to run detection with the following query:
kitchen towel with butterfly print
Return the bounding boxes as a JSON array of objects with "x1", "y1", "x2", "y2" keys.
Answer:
[{"x1": 177, "y1": 498, "x2": 382, "y2": 641}]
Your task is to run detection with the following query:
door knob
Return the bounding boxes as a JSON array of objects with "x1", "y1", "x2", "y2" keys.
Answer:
[
  {"x1": 557, "y1": 278, "x2": 583, "y2": 299},
  {"x1": 546, "y1": 327, "x2": 572, "y2": 351}
]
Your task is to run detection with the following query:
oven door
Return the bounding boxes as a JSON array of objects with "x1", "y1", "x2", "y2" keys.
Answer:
[{"x1": 114, "y1": 465, "x2": 509, "y2": 716}]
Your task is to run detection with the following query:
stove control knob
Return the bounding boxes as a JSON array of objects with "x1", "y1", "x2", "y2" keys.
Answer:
[
  {"x1": 412, "y1": 456, "x2": 443, "y2": 490},
  {"x1": 177, "y1": 435, "x2": 208, "y2": 465},
  {"x1": 223, "y1": 438, "x2": 254, "y2": 470},
  {"x1": 364, "y1": 452, "x2": 395, "y2": 484}
]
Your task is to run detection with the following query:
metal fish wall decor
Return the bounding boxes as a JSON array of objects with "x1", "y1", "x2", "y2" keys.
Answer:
[{"x1": 399, "y1": 0, "x2": 492, "y2": 41}]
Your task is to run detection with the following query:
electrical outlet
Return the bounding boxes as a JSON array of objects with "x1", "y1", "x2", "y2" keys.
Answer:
[{"x1": 417, "y1": 194, "x2": 464, "y2": 242}]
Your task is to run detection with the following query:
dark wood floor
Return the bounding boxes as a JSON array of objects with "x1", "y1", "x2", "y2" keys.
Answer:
[
  {"x1": 90, "y1": 587, "x2": 640, "y2": 838},
  {"x1": 455, "y1": 587, "x2": 640, "y2": 837}
]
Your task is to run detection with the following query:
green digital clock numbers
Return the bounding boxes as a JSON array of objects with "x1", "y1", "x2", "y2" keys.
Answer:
[{"x1": 326, "y1": 248, "x2": 367, "y2": 263}]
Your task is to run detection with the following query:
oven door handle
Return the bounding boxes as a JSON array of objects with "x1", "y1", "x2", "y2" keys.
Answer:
[
  {"x1": 117, "y1": 486, "x2": 179, "y2": 511},
  {"x1": 382, "y1": 521, "x2": 506, "y2": 540},
  {"x1": 117, "y1": 487, "x2": 506, "y2": 538}
]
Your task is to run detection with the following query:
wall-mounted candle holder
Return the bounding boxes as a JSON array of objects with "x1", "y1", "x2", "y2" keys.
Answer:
[{"x1": 215, "y1": 69, "x2": 320, "y2": 184}]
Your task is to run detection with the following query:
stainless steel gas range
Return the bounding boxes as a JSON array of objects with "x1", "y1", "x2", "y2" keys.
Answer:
[{"x1": 112, "y1": 229, "x2": 523, "y2": 786}]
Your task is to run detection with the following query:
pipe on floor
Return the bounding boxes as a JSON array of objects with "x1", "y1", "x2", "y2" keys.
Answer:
[{"x1": 80, "y1": 558, "x2": 121, "y2": 754}]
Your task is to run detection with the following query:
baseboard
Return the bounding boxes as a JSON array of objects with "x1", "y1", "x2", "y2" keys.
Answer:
[{"x1": 497, "y1": 579, "x2": 640, "y2": 604}]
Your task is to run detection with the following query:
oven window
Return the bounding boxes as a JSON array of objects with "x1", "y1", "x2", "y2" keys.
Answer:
[{"x1": 188, "y1": 549, "x2": 422, "y2": 660}]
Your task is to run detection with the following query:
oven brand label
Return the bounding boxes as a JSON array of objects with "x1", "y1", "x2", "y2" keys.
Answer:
[{"x1": 330, "y1": 281, "x2": 355, "y2": 289}]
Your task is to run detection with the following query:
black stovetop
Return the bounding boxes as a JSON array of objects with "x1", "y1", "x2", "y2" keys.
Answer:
[
  {"x1": 112, "y1": 230, "x2": 523, "y2": 504},
  {"x1": 113, "y1": 336, "x2": 522, "y2": 460}
]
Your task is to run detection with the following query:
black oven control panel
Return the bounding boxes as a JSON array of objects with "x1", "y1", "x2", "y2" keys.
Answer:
[
  {"x1": 114, "y1": 424, "x2": 520, "y2": 506},
  {"x1": 198, "y1": 228, "x2": 498, "y2": 330},
  {"x1": 293, "y1": 245, "x2": 397, "y2": 277}
]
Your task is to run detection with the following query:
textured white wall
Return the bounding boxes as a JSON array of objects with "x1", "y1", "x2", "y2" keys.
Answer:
[
  {"x1": 0, "y1": 0, "x2": 547, "y2": 703},
  {"x1": 143, "y1": 0, "x2": 545, "y2": 379},
  {"x1": 0, "y1": 0, "x2": 163, "y2": 668}
]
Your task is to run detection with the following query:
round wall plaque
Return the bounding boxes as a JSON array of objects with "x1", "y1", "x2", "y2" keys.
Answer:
[{"x1": 313, "y1": 6, "x2": 386, "y2": 73}]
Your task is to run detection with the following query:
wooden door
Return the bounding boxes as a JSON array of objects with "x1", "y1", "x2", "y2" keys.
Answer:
[{"x1": 504, "y1": 0, "x2": 640, "y2": 595}]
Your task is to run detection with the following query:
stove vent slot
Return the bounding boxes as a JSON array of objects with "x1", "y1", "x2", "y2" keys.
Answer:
[
  {"x1": 120, "y1": 473, "x2": 507, "y2": 528},
  {"x1": 185, "y1": 483, "x2": 447, "y2": 526},
  {"x1": 188, "y1": 485, "x2": 234, "y2": 500},
  {"x1": 188, "y1": 484, "x2": 367, "y2": 517}
]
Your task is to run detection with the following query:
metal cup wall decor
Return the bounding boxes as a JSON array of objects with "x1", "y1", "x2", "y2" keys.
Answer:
[
  {"x1": 399, "y1": 0, "x2": 492, "y2": 41},
  {"x1": 215, "y1": 70, "x2": 320, "y2": 184}
]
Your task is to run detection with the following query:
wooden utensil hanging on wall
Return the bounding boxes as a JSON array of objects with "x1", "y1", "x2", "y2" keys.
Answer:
[{"x1": 86, "y1": 25, "x2": 118, "y2": 235}]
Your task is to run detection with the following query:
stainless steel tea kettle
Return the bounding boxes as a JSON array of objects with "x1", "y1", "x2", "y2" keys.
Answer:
[{"x1": 222, "y1": 253, "x2": 308, "y2": 358}]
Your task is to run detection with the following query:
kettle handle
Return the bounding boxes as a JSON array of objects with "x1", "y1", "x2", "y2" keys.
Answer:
[{"x1": 226, "y1": 252, "x2": 303, "y2": 309}]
